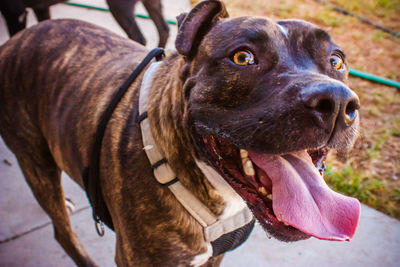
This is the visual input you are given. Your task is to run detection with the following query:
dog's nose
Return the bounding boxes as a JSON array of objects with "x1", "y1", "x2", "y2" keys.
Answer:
[{"x1": 301, "y1": 81, "x2": 360, "y2": 129}]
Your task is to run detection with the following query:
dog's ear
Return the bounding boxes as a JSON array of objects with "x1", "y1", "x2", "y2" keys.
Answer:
[
  {"x1": 176, "y1": 12, "x2": 188, "y2": 29},
  {"x1": 175, "y1": 0, "x2": 229, "y2": 57}
]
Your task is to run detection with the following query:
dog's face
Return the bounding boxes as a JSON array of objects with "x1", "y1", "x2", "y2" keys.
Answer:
[{"x1": 176, "y1": 1, "x2": 361, "y2": 242}]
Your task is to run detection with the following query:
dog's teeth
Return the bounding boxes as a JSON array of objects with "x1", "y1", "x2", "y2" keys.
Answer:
[
  {"x1": 240, "y1": 149, "x2": 248, "y2": 158},
  {"x1": 267, "y1": 194, "x2": 272, "y2": 200},
  {"x1": 284, "y1": 223, "x2": 289, "y2": 226},
  {"x1": 277, "y1": 217, "x2": 282, "y2": 222},
  {"x1": 240, "y1": 149, "x2": 255, "y2": 176},
  {"x1": 243, "y1": 159, "x2": 255, "y2": 176},
  {"x1": 258, "y1": 186, "x2": 268, "y2": 195}
]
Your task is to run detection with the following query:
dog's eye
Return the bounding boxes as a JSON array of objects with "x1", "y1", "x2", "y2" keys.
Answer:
[
  {"x1": 232, "y1": 50, "x2": 255, "y2": 66},
  {"x1": 330, "y1": 53, "x2": 344, "y2": 70}
]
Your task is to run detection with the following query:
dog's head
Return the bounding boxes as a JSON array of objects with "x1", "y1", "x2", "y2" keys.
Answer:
[{"x1": 176, "y1": 0, "x2": 361, "y2": 242}]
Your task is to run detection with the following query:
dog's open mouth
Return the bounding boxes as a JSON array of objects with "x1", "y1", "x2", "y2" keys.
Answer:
[{"x1": 202, "y1": 135, "x2": 360, "y2": 242}]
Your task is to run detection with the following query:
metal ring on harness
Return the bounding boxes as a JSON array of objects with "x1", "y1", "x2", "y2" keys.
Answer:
[{"x1": 95, "y1": 216, "x2": 105, "y2": 236}]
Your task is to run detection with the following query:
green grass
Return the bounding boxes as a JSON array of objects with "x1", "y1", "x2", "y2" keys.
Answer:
[
  {"x1": 368, "y1": 106, "x2": 380, "y2": 117},
  {"x1": 313, "y1": 8, "x2": 344, "y2": 27},
  {"x1": 276, "y1": 4, "x2": 297, "y2": 18},
  {"x1": 325, "y1": 164, "x2": 373, "y2": 202},
  {"x1": 372, "y1": 30, "x2": 392, "y2": 42},
  {"x1": 377, "y1": 0, "x2": 400, "y2": 10},
  {"x1": 394, "y1": 188, "x2": 400, "y2": 202},
  {"x1": 391, "y1": 116, "x2": 400, "y2": 137},
  {"x1": 332, "y1": 0, "x2": 400, "y2": 16},
  {"x1": 391, "y1": 128, "x2": 400, "y2": 137},
  {"x1": 325, "y1": 164, "x2": 400, "y2": 219},
  {"x1": 368, "y1": 133, "x2": 388, "y2": 153}
]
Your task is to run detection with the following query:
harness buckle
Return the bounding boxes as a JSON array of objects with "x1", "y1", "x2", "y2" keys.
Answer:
[{"x1": 94, "y1": 216, "x2": 105, "y2": 236}]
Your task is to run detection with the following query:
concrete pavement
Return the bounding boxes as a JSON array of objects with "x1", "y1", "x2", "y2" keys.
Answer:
[{"x1": 1, "y1": 1, "x2": 400, "y2": 266}]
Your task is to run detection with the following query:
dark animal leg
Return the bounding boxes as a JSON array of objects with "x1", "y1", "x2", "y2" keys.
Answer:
[
  {"x1": 0, "y1": 0, "x2": 27, "y2": 36},
  {"x1": 33, "y1": 7, "x2": 50, "y2": 21},
  {"x1": 107, "y1": 0, "x2": 146, "y2": 45},
  {"x1": 12, "y1": 145, "x2": 97, "y2": 267},
  {"x1": 142, "y1": 0, "x2": 169, "y2": 48}
]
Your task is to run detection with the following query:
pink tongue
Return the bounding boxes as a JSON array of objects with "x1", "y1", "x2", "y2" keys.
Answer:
[{"x1": 249, "y1": 151, "x2": 360, "y2": 241}]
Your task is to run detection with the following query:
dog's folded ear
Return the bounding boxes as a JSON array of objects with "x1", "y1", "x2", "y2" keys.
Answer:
[
  {"x1": 176, "y1": 12, "x2": 188, "y2": 29},
  {"x1": 175, "y1": 0, "x2": 229, "y2": 58}
]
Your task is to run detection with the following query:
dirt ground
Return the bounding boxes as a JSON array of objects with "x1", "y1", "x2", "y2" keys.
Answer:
[{"x1": 195, "y1": 0, "x2": 400, "y2": 219}]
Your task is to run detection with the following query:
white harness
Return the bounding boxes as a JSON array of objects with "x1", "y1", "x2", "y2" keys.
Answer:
[{"x1": 138, "y1": 61, "x2": 253, "y2": 245}]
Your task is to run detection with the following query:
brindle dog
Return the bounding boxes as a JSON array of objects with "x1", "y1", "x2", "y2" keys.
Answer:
[
  {"x1": 0, "y1": 0, "x2": 169, "y2": 47},
  {"x1": 0, "y1": 0, "x2": 361, "y2": 266}
]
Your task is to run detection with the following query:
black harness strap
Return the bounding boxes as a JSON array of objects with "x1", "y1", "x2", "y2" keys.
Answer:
[
  {"x1": 136, "y1": 111, "x2": 148, "y2": 123},
  {"x1": 211, "y1": 219, "x2": 255, "y2": 257},
  {"x1": 82, "y1": 48, "x2": 165, "y2": 232},
  {"x1": 150, "y1": 158, "x2": 168, "y2": 170}
]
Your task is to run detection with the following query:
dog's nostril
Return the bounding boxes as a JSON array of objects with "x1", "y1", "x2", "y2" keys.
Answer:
[
  {"x1": 301, "y1": 82, "x2": 360, "y2": 128},
  {"x1": 315, "y1": 99, "x2": 334, "y2": 114},
  {"x1": 345, "y1": 100, "x2": 359, "y2": 117},
  {"x1": 347, "y1": 110, "x2": 356, "y2": 120},
  {"x1": 344, "y1": 99, "x2": 359, "y2": 125}
]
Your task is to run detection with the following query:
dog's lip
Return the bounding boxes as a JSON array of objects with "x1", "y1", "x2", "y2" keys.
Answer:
[
  {"x1": 200, "y1": 134, "x2": 360, "y2": 242},
  {"x1": 194, "y1": 121, "x2": 330, "y2": 155}
]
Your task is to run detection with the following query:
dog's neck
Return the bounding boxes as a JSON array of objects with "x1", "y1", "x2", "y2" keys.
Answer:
[{"x1": 147, "y1": 53, "x2": 225, "y2": 216}]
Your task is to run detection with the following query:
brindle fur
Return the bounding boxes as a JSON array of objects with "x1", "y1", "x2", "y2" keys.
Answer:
[
  {"x1": 0, "y1": 0, "x2": 359, "y2": 266},
  {"x1": 0, "y1": 18, "x2": 221, "y2": 267}
]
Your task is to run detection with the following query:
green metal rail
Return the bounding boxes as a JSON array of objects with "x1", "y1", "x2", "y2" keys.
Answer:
[
  {"x1": 64, "y1": 1, "x2": 400, "y2": 90},
  {"x1": 349, "y1": 69, "x2": 400, "y2": 90},
  {"x1": 64, "y1": 1, "x2": 177, "y2": 25}
]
